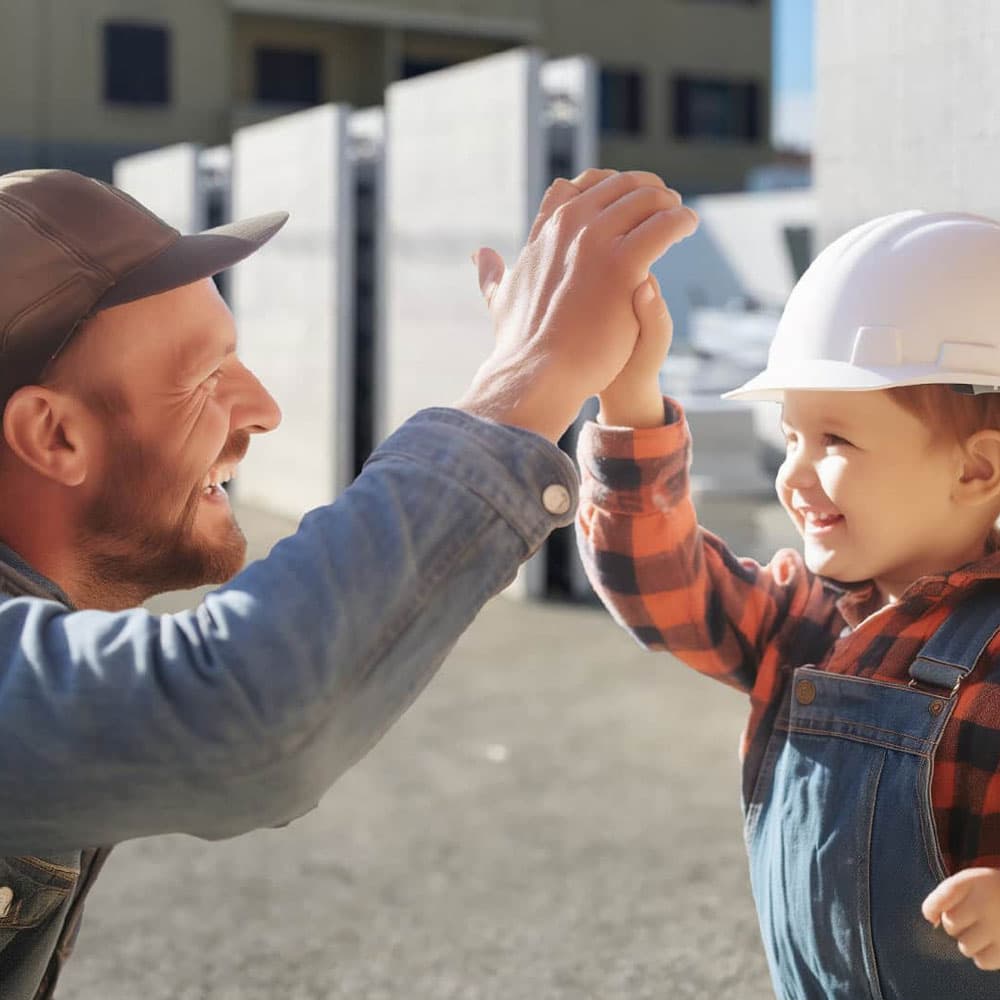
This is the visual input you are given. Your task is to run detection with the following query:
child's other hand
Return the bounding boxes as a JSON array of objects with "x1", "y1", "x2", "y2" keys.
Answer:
[
  {"x1": 596, "y1": 273, "x2": 673, "y2": 428},
  {"x1": 923, "y1": 867, "x2": 1000, "y2": 970}
]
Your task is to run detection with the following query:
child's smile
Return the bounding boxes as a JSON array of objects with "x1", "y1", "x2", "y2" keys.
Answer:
[
  {"x1": 776, "y1": 389, "x2": 992, "y2": 603},
  {"x1": 794, "y1": 505, "x2": 844, "y2": 535}
]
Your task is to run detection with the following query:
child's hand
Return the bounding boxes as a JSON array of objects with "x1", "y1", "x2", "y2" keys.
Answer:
[
  {"x1": 596, "y1": 273, "x2": 673, "y2": 428},
  {"x1": 923, "y1": 867, "x2": 1000, "y2": 970}
]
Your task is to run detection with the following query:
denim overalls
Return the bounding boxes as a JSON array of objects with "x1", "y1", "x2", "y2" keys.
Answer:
[{"x1": 745, "y1": 588, "x2": 1000, "y2": 999}]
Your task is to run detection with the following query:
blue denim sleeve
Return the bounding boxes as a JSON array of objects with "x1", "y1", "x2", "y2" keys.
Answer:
[{"x1": 0, "y1": 408, "x2": 578, "y2": 854}]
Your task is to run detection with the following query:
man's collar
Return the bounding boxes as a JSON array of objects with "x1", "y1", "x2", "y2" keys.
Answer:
[{"x1": 0, "y1": 542, "x2": 75, "y2": 608}]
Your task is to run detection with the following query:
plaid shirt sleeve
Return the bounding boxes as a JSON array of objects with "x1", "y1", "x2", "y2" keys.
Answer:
[{"x1": 575, "y1": 398, "x2": 836, "y2": 695}]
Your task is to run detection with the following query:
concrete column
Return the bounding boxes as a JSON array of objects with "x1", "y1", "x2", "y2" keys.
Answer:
[{"x1": 230, "y1": 104, "x2": 355, "y2": 520}]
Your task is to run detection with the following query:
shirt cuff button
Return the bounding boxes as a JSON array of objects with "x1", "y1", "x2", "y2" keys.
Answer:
[{"x1": 542, "y1": 483, "x2": 572, "y2": 516}]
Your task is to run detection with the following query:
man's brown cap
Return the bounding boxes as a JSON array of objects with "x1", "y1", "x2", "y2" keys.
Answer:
[{"x1": 0, "y1": 168, "x2": 287, "y2": 403}]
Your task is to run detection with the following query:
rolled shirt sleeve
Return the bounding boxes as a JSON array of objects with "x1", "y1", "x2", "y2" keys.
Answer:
[{"x1": 0, "y1": 407, "x2": 577, "y2": 854}]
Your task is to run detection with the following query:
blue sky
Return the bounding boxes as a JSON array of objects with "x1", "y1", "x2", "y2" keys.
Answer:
[{"x1": 772, "y1": 0, "x2": 814, "y2": 150}]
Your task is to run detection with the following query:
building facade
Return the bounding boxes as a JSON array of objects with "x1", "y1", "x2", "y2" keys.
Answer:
[{"x1": 1, "y1": 0, "x2": 771, "y2": 192}]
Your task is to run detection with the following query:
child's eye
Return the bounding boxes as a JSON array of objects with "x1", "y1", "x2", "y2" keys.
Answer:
[{"x1": 823, "y1": 433, "x2": 851, "y2": 448}]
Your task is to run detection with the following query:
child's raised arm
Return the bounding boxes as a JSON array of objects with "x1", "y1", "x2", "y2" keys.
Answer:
[{"x1": 576, "y1": 277, "x2": 841, "y2": 695}]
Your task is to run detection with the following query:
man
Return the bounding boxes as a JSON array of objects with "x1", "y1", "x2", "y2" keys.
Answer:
[{"x1": 0, "y1": 166, "x2": 696, "y2": 998}]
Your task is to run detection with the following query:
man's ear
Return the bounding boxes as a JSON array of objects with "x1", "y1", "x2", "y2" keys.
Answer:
[
  {"x1": 2, "y1": 386, "x2": 89, "y2": 487},
  {"x1": 955, "y1": 430, "x2": 1000, "y2": 507}
]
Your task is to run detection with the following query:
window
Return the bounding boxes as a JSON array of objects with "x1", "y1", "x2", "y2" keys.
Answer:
[
  {"x1": 401, "y1": 57, "x2": 455, "y2": 80},
  {"x1": 599, "y1": 68, "x2": 645, "y2": 136},
  {"x1": 673, "y1": 76, "x2": 761, "y2": 141},
  {"x1": 255, "y1": 48, "x2": 322, "y2": 105},
  {"x1": 104, "y1": 23, "x2": 170, "y2": 106}
]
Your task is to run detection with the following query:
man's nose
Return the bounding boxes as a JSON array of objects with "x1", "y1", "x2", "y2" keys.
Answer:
[{"x1": 232, "y1": 362, "x2": 282, "y2": 434}]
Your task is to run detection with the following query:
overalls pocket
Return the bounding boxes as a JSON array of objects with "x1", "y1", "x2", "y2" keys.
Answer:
[{"x1": 0, "y1": 855, "x2": 79, "y2": 956}]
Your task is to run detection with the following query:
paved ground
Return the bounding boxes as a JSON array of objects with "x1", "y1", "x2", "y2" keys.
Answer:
[{"x1": 57, "y1": 501, "x2": 794, "y2": 1000}]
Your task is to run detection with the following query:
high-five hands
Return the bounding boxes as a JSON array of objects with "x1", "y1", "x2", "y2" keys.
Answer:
[
  {"x1": 458, "y1": 168, "x2": 697, "y2": 442},
  {"x1": 596, "y1": 268, "x2": 674, "y2": 429},
  {"x1": 924, "y1": 867, "x2": 1000, "y2": 971}
]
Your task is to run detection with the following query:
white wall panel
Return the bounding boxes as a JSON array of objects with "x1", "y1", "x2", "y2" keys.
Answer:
[
  {"x1": 382, "y1": 47, "x2": 545, "y2": 439},
  {"x1": 113, "y1": 143, "x2": 204, "y2": 233},
  {"x1": 817, "y1": 0, "x2": 1000, "y2": 245},
  {"x1": 230, "y1": 105, "x2": 354, "y2": 520}
]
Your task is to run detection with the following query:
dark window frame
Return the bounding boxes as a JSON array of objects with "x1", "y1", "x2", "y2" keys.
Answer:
[
  {"x1": 400, "y1": 56, "x2": 456, "y2": 80},
  {"x1": 103, "y1": 21, "x2": 171, "y2": 107},
  {"x1": 672, "y1": 75, "x2": 762, "y2": 142},
  {"x1": 254, "y1": 46, "x2": 323, "y2": 106},
  {"x1": 599, "y1": 67, "x2": 646, "y2": 137}
]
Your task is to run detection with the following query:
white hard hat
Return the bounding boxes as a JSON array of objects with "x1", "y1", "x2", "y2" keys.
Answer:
[{"x1": 723, "y1": 210, "x2": 1000, "y2": 402}]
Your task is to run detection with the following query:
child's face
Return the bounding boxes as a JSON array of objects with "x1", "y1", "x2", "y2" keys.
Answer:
[{"x1": 777, "y1": 389, "x2": 986, "y2": 601}]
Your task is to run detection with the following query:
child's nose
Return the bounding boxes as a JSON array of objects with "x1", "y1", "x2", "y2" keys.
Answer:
[{"x1": 779, "y1": 446, "x2": 819, "y2": 491}]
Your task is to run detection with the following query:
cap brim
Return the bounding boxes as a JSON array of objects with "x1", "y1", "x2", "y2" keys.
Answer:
[{"x1": 93, "y1": 211, "x2": 289, "y2": 311}]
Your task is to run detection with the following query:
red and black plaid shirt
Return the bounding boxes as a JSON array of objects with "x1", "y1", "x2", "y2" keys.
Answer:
[{"x1": 576, "y1": 398, "x2": 1000, "y2": 875}]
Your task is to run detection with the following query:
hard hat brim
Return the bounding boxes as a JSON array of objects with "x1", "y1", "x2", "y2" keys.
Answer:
[{"x1": 722, "y1": 360, "x2": 1000, "y2": 402}]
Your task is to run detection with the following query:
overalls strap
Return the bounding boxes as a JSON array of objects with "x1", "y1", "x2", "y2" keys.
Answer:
[{"x1": 909, "y1": 586, "x2": 1000, "y2": 693}]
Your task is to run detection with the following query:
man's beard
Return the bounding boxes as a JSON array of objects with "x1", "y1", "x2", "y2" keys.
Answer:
[{"x1": 77, "y1": 425, "x2": 251, "y2": 602}]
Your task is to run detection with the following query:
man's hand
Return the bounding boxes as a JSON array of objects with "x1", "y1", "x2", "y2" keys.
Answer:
[
  {"x1": 457, "y1": 168, "x2": 697, "y2": 442},
  {"x1": 923, "y1": 867, "x2": 1000, "y2": 971}
]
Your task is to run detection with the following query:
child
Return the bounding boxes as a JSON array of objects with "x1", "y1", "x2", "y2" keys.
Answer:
[{"x1": 576, "y1": 210, "x2": 1000, "y2": 999}]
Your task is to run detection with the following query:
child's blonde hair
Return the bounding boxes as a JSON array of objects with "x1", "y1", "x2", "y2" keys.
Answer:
[
  {"x1": 887, "y1": 384, "x2": 1000, "y2": 551},
  {"x1": 887, "y1": 384, "x2": 1000, "y2": 442}
]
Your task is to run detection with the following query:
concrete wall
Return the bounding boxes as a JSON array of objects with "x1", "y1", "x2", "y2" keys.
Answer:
[
  {"x1": 230, "y1": 105, "x2": 355, "y2": 520},
  {"x1": 112, "y1": 143, "x2": 204, "y2": 232},
  {"x1": 381, "y1": 47, "x2": 544, "y2": 438},
  {"x1": 817, "y1": 0, "x2": 1000, "y2": 246}
]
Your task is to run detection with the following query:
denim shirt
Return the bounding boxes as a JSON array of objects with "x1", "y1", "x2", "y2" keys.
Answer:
[{"x1": 0, "y1": 407, "x2": 578, "y2": 999}]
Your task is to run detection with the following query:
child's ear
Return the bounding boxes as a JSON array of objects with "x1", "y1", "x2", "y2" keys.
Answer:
[{"x1": 955, "y1": 430, "x2": 1000, "y2": 506}]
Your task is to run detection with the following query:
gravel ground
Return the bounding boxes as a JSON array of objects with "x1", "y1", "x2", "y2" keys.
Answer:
[{"x1": 55, "y1": 502, "x2": 792, "y2": 1000}]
